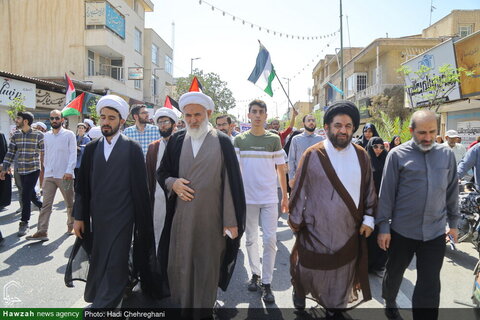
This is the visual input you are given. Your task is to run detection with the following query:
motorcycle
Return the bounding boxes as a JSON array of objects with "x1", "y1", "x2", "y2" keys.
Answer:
[{"x1": 457, "y1": 182, "x2": 480, "y2": 243}]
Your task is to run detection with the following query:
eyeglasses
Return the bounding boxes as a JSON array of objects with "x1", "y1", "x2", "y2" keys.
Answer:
[
  {"x1": 373, "y1": 144, "x2": 385, "y2": 150},
  {"x1": 157, "y1": 120, "x2": 172, "y2": 126},
  {"x1": 50, "y1": 117, "x2": 61, "y2": 121}
]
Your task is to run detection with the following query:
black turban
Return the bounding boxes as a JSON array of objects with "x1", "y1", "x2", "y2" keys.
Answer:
[{"x1": 323, "y1": 101, "x2": 360, "y2": 132}]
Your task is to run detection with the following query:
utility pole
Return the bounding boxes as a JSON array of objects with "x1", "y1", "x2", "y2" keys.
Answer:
[{"x1": 340, "y1": 0, "x2": 344, "y2": 98}]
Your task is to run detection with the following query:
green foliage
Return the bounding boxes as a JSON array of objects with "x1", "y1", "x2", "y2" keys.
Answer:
[
  {"x1": 87, "y1": 103, "x2": 99, "y2": 123},
  {"x1": 210, "y1": 111, "x2": 238, "y2": 127},
  {"x1": 369, "y1": 85, "x2": 410, "y2": 124},
  {"x1": 397, "y1": 64, "x2": 474, "y2": 112},
  {"x1": 174, "y1": 70, "x2": 236, "y2": 113},
  {"x1": 372, "y1": 110, "x2": 411, "y2": 143},
  {"x1": 7, "y1": 97, "x2": 26, "y2": 121}
]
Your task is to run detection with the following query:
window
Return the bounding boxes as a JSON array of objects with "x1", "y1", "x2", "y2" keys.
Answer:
[
  {"x1": 164, "y1": 56, "x2": 173, "y2": 75},
  {"x1": 357, "y1": 74, "x2": 367, "y2": 91},
  {"x1": 152, "y1": 44, "x2": 159, "y2": 65},
  {"x1": 152, "y1": 75, "x2": 158, "y2": 96},
  {"x1": 134, "y1": 79, "x2": 141, "y2": 89},
  {"x1": 134, "y1": 28, "x2": 142, "y2": 53},
  {"x1": 459, "y1": 25, "x2": 473, "y2": 38},
  {"x1": 87, "y1": 50, "x2": 95, "y2": 76}
]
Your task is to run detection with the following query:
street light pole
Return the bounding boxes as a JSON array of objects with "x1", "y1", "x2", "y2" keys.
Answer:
[
  {"x1": 190, "y1": 57, "x2": 201, "y2": 75},
  {"x1": 282, "y1": 77, "x2": 291, "y2": 98},
  {"x1": 340, "y1": 0, "x2": 344, "y2": 98}
]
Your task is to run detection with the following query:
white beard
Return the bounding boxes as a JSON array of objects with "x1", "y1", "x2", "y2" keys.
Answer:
[{"x1": 186, "y1": 117, "x2": 210, "y2": 140}]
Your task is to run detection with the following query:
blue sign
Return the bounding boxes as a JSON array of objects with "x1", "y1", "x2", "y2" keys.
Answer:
[{"x1": 106, "y1": 2, "x2": 125, "y2": 39}]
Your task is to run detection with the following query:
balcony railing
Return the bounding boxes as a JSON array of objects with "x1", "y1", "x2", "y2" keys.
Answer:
[
  {"x1": 355, "y1": 84, "x2": 399, "y2": 100},
  {"x1": 96, "y1": 64, "x2": 124, "y2": 82}
]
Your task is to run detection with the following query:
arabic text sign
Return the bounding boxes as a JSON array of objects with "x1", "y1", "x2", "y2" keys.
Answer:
[
  {"x1": 403, "y1": 39, "x2": 461, "y2": 108},
  {"x1": 106, "y1": 2, "x2": 125, "y2": 39},
  {"x1": 85, "y1": 2, "x2": 106, "y2": 25},
  {"x1": 128, "y1": 67, "x2": 144, "y2": 80},
  {"x1": 0, "y1": 77, "x2": 36, "y2": 109}
]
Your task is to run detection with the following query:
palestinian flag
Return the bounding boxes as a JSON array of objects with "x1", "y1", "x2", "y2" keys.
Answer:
[
  {"x1": 65, "y1": 73, "x2": 76, "y2": 106},
  {"x1": 62, "y1": 92, "x2": 85, "y2": 117},
  {"x1": 189, "y1": 76, "x2": 203, "y2": 92},
  {"x1": 248, "y1": 43, "x2": 276, "y2": 97},
  {"x1": 164, "y1": 95, "x2": 180, "y2": 111}
]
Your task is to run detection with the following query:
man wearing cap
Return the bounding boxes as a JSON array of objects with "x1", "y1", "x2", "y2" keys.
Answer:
[
  {"x1": 26, "y1": 110, "x2": 77, "y2": 241},
  {"x1": 1, "y1": 112, "x2": 44, "y2": 236},
  {"x1": 157, "y1": 91, "x2": 246, "y2": 317},
  {"x1": 444, "y1": 129, "x2": 466, "y2": 165},
  {"x1": 288, "y1": 101, "x2": 375, "y2": 315},
  {"x1": 68, "y1": 95, "x2": 156, "y2": 308},
  {"x1": 378, "y1": 110, "x2": 458, "y2": 320},
  {"x1": 124, "y1": 105, "x2": 160, "y2": 157},
  {"x1": 33, "y1": 122, "x2": 47, "y2": 133},
  {"x1": 146, "y1": 107, "x2": 177, "y2": 252}
]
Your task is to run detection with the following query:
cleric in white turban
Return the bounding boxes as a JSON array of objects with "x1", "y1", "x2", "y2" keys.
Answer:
[
  {"x1": 156, "y1": 89, "x2": 246, "y2": 318},
  {"x1": 146, "y1": 106, "x2": 179, "y2": 254}
]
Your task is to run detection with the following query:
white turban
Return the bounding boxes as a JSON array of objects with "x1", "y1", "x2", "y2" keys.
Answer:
[
  {"x1": 154, "y1": 107, "x2": 178, "y2": 124},
  {"x1": 84, "y1": 119, "x2": 94, "y2": 128},
  {"x1": 96, "y1": 95, "x2": 129, "y2": 119},
  {"x1": 34, "y1": 122, "x2": 47, "y2": 131},
  {"x1": 179, "y1": 92, "x2": 214, "y2": 113},
  {"x1": 87, "y1": 126, "x2": 103, "y2": 139}
]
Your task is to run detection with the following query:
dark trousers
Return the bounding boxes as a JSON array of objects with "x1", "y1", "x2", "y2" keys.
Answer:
[
  {"x1": 19, "y1": 170, "x2": 41, "y2": 223},
  {"x1": 382, "y1": 230, "x2": 445, "y2": 320}
]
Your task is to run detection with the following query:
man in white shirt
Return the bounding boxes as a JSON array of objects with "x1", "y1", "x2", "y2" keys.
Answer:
[
  {"x1": 444, "y1": 129, "x2": 466, "y2": 165},
  {"x1": 26, "y1": 110, "x2": 77, "y2": 241}
]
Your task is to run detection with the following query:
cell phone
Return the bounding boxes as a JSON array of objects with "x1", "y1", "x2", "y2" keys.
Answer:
[
  {"x1": 448, "y1": 234, "x2": 456, "y2": 250},
  {"x1": 225, "y1": 229, "x2": 233, "y2": 239}
]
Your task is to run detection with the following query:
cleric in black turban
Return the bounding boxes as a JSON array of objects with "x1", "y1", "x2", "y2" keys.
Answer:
[{"x1": 323, "y1": 101, "x2": 360, "y2": 132}]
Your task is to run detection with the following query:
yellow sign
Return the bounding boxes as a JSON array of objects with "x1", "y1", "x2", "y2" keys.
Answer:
[{"x1": 455, "y1": 31, "x2": 480, "y2": 98}]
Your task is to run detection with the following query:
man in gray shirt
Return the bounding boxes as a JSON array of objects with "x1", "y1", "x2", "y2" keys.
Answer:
[
  {"x1": 288, "y1": 114, "x2": 324, "y2": 188},
  {"x1": 377, "y1": 110, "x2": 458, "y2": 320}
]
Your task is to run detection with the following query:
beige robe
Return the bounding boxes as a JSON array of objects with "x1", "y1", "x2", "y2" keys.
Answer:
[{"x1": 166, "y1": 130, "x2": 237, "y2": 315}]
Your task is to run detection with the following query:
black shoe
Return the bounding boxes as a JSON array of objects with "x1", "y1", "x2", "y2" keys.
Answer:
[
  {"x1": 18, "y1": 221, "x2": 28, "y2": 237},
  {"x1": 292, "y1": 289, "x2": 305, "y2": 310},
  {"x1": 248, "y1": 274, "x2": 260, "y2": 292},
  {"x1": 261, "y1": 283, "x2": 275, "y2": 304},
  {"x1": 0, "y1": 237, "x2": 4, "y2": 246},
  {"x1": 385, "y1": 306, "x2": 403, "y2": 320}
]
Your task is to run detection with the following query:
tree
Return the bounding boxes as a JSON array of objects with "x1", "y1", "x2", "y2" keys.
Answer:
[
  {"x1": 7, "y1": 97, "x2": 26, "y2": 121},
  {"x1": 174, "y1": 70, "x2": 236, "y2": 113},
  {"x1": 369, "y1": 85, "x2": 410, "y2": 124},
  {"x1": 397, "y1": 64, "x2": 474, "y2": 112}
]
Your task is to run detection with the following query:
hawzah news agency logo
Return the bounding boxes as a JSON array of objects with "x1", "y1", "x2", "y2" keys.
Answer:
[{"x1": 3, "y1": 281, "x2": 22, "y2": 307}]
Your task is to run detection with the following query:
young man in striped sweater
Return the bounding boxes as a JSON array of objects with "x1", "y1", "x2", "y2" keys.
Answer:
[{"x1": 234, "y1": 100, "x2": 288, "y2": 304}]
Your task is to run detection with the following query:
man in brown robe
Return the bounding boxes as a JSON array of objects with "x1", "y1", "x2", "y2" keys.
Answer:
[
  {"x1": 146, "y1": 107, "x2": 177, "y2": 253},
  {"x1": 157, "y1": 91, "x2": 246, "y2": 319},
  {"x1": 288, "y1": 101, "x2": 377, "y2": 318}
]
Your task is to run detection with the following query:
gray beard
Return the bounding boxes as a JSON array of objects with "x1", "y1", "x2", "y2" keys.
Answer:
[
  {"x1": 413, "y1": 137, "x2": 435, "y2": 152},
  {"x1": 186, "y1": 118, "x2": 210, "y2": 139}
]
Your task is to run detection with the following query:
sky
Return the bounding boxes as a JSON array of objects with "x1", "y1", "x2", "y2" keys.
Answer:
[{"x1": 145, "y1": 0, "x2": 479, "y2": 122}]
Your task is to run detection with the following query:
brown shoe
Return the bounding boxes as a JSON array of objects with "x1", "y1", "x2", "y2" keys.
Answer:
[{"x1": 25, "y1": 231, "x2": 49, "y2": 241}]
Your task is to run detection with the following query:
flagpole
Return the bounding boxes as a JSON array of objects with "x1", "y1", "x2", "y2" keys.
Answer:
[{"x1": 274, "y1": 73, "x2": 296, "y2": 110}]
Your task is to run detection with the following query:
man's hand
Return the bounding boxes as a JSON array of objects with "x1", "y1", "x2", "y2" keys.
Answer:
[
  {"x1": 359, "y1": 224, "x2": 373, "y2": 238},
  {"x1": 377, "y1": 233, "x2": 391, "y2": 251},
  {"x1": 63, "y1": 173, "x2": 73, "y2": 180},
  {"x1": 73, "y1": 220, "x2": 85, "y2": 239},
  {"x1": 292, "y1": 108, "x2": 298, "y2": 117},
  {"x1": 223, "y1": 226, "x2": 238, "y2": 239},
  {"x1": 447, "y1": 228, "x2": 458, "y2": 243},
  {"x1": 172, "y1": 178, "x2": 195, "y2": 201},
  {"x1": 0, "y1": 171, "x2": 6, "y2": 180},
  {"x1": 281, "y1": 196, "x2": 289, "y2": 214}
]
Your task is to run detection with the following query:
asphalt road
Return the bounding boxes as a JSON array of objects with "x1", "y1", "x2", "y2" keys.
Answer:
[{"x1": 1, "y1": 186, "x2": 479, "y2": 319}]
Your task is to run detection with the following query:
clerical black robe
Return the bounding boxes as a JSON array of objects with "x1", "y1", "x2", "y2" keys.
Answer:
[{"x1": 65, "y1": 135, "x2": 157, "y2": 307}]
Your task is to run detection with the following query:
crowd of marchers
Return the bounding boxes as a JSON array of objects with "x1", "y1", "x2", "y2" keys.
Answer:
[{"x1": 1, "y1": 89, "x2": 480, "y2": 320}]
